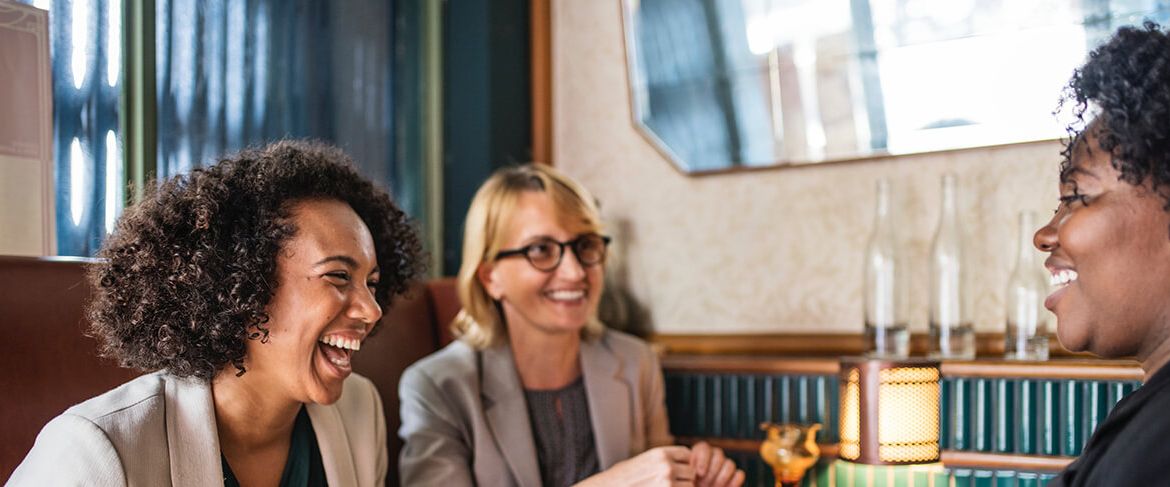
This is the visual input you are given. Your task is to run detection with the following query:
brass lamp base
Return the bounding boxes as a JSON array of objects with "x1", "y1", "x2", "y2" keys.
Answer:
[{"x1": 759, "y1": 422, "x2": 822, "y2": 487}]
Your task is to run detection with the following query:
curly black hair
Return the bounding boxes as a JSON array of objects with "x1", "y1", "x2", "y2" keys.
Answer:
[
  {"x1": 1060, "y1": 21, "x2": 1170, "y2": 205},
  {"x1": 88, "y1": 140, "x2": 426, "y2": 380}
]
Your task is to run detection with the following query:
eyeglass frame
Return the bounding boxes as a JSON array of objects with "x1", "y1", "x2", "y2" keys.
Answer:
[{"x1": 494, "y1": 234, "x2": 612, "y2": 271}]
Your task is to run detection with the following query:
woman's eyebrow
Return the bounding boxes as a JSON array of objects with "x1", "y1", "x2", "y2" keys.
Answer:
[
  {"x1": 517, "y1": 234, "x2": 555, "y2": 243},
  {"x1": 313, "y1": 255, "x2": 359, "y2": 268},
  {"x1": 1060, "y1": 165, "x2": 1101, "y2": 184}
]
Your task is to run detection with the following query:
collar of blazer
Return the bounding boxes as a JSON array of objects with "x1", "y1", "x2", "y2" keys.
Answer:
[
  {"x1": 479, "y1": 331, "x2": 632, "y2": 487},
  {"x1": 163, "y1": 375, "x2": 224, "y2": 487},
  {"x1": 160, "y1": 374, "x2": 361, "y2": 487}
]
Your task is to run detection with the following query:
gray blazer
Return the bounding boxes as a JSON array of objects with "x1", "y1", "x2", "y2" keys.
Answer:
[
  {"x1": 398, "y1": 329, "x2": 673, "y2": 487},
  {"x1": 8, "y1": 371, "x2": 388, "y2": 487}
]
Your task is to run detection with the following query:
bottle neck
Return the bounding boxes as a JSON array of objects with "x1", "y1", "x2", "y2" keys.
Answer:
[
  {"x1": 874, "y1": 180, "x2": 890, "y2": 223},
  {"x1": 1015, "y1": 212, "x2": 1036, "y2": 267},
  {"x1": 938, "y1": 175, "x2": 957, "y2": 224}
]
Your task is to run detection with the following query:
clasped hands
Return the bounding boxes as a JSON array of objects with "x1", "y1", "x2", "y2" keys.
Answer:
[{"x1": 576, "y1": 441, "x2": 745, "y2": 487}]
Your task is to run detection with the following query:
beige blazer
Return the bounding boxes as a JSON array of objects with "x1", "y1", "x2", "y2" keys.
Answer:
[
  {"x1": 398, "y1": 329, "x2": 673, "y2": 487},
  {"x1": 7, "y1": 371, "x2": 387, "y2": 487}
]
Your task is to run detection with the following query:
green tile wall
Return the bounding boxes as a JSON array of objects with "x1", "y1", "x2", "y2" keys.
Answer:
[
  {"x1": 664, "y1": 373, "x2": 840, "y2": 442},
  {"x1": 938, "y1": 377, "x2": 1140, "y2": 455}
]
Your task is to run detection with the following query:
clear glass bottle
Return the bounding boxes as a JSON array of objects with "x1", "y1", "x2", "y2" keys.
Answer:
[
  {"x1": 1005, "y1": 211, "x2": 1050, "y2": 360},
  {"x1": 864, "y1": 179, "x2": 909, "y2": 358},
  {"x1": 929, "y1": 174, "x2": 975, "y2": 359}
]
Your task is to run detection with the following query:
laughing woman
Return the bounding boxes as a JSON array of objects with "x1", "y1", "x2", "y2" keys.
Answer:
[
  {"x1": 9, "y1": 141, "x2": 424, "y2": 486},
  {"x1": 1036, "y1": 22, "x2": 1170, "y2": 486},
  {"x1": 398, "y1": 164, "x2": 743, "y2": 487}
]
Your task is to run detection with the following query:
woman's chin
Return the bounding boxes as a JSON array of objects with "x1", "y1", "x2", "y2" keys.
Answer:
[
  {"x1": 1056, "y1": 322, "x2": 1091, "y2": 354},
  {"x1": 306, "y1": 382, "x2": 345, "y2": 406}
]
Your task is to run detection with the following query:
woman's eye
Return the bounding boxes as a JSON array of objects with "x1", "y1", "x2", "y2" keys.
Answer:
[
  {"x1": 527, "y1": 242, "x2": 554, "y2": 258},
  {"x1": 1058, "y1": 193, "x2": 1089, "y2": 208},
  {"x1": 578, "y1": 238, "x2": 601, "y2": 254},
  {"x1": 324, "y1": 272, "x2": 351, "y2": 284}
]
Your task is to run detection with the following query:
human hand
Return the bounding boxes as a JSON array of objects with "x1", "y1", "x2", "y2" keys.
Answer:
[
  {"x1": 689, "y1": 441, "x2": 745, "y2": 487},
  {"x1": 575, "y1": 446, "x2": 696, "y2": 487}
]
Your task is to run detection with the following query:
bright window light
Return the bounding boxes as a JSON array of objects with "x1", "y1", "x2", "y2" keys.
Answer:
[
  {"x1": 107, "y1": 0, "x2": 120, "y2": 86},
  {"x1": 104, "y1": 130, "x2": 121, "y2": 233},
  {"x1": 71, "y1": 0, "x2": 90, "y2": 89},
  {"x1": 70, "y1": 138, "x2": 88, "y2": 226}
]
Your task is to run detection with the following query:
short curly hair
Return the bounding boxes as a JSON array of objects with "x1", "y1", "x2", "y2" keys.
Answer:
[
  {"x1": 1061, "y1": 21, "x2": 1170, "y2": 206},
  {"x1": 88, "y1": 140, "x2": 426, "y2": 380}
]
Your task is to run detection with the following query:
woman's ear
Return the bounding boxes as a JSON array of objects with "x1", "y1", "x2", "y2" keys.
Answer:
[{"x1": 477, "y1": 262, "x2": 503, "y2": 300}]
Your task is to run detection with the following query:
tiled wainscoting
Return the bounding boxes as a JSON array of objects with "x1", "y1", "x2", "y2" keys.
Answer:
[
  {"x1": 940, "y1": 377, "x2": 1139, "y2": 456},
  {"x1": 662, "y1": 356, "x2": 1142, "y2": 487}
]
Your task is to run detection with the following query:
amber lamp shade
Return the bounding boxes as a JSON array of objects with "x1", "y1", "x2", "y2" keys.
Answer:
[{"x1": 838, "y1": 357, "x2": 941, "y2": 465}]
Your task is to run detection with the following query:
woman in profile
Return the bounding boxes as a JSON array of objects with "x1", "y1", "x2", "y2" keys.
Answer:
[
  {"x1": 398, "y1": 163, "x2": 743, "y2": 486},
  {"x1": 9, "y1": 141, "x2": 424, "y2": 486},
  {"x1": 1036, "y1": 22, "x2": 1170, "y2": 485}
]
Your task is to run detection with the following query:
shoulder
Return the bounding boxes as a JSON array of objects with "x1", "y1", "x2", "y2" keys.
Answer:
[
  {"x1": 594, "y1": 329, "x2": 657, "y2": 363},
  {"x1": 8, "y1": 372, "x2": 181, "y2": 485},
  {"x1": 401, "y1": 340, "x2": 479, "y2": 389},
  {"x1": 63, "y1": 371, "x2": 171, "y2": 426},
  {"x1": 1082, "y1": 383, "x2": 1170, "y2": 482},
  {"x1": 9, "y1": 413, "x2": 128, "y2": 485}
]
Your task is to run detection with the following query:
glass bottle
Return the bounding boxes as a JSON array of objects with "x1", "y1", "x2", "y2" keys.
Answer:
[
  {"x1": 1005, "y1": 211, "x2": 1050, "y2": 360},
  {"x1": 929, "y1": 174, "x2": 975, "y2": 359},
  {"x1": 864, "y1": 179, "x2": 908, "y2": 358}
]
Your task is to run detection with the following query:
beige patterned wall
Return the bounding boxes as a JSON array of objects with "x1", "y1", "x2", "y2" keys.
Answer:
[{"x1": 552, "y1": 0, "x2": 1063, "y2": 335}]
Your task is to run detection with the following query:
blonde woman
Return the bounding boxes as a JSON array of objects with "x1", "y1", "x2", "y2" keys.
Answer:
[{"x1": 399, "y1": 164, "x2": 743, "y2": 486}]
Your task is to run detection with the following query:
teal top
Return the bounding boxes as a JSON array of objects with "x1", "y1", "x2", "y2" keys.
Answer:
[{"x1": 222, "y1": 406, "x2": 327, "y2": 487}]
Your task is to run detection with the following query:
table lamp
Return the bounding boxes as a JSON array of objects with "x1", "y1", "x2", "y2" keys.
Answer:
[{"x1": 838, "y1": 357, "x2": 941, "y2": 465}]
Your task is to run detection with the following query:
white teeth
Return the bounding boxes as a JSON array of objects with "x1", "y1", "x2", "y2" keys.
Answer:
[
  {"x1": 319, "y1": 336, "x2": 362, "y2": 352},
  {"x1": 1050, "y1": 269, "x2": 1078, "y2": 286},
  {"x1": 547, "y1": 290, "x2": 585, "y2": 301},
  {"x1": 328, "y1": 356, "x2": 350, "y2": 367}
]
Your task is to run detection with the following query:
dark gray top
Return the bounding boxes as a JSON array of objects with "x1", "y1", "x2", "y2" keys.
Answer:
[{"x1": 524, "y1": 377, "x2": 599, "y2": 487}]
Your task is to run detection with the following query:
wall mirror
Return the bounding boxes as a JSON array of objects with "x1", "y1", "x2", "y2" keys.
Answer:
[{"x1": 622, "y1": 0, "x2": 1170, "y2": 174}]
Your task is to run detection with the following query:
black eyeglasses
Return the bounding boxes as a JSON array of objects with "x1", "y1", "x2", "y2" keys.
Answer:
[{"x1": 495, "y1": 234, "x2": 612, "y2": 272}]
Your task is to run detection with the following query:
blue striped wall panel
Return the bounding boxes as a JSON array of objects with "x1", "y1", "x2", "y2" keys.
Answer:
[
  {"x1": 937, "y1": 377, "x2": 1140, "y2": 455},
  {"x1": 664, "y1": 372, "x2": 838, "y2": 442}
]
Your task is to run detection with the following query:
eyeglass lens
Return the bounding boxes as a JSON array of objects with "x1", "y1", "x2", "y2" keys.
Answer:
[{"x1": 527, "y1": 235, "x2": 607, "y2": 270}]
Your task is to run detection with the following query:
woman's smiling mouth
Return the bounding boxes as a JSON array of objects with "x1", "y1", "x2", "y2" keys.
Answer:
[
  {"x1": 1050, "y1": 269, "x2": 1078, "y2": 286},
  {"x1": 545, "y1": 289, "x2": 586, "y2": 303},
  {"x1": 318, "y1": 334, "x2": 362, "y2": 372},
  {"x1": 1045, "y1": 268, "x2": 1078, "y2": 310}
]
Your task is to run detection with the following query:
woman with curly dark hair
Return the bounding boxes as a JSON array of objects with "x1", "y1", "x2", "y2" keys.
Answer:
[
  {"x1": 1035, "y1": 22, "x2": 1170, "y2": 486},
  {"x1": 9, "y1": 140, "x2": 424, "y2": 486}
]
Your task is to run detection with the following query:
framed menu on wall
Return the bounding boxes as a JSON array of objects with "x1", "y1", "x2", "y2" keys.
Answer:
[{"x1": 0, "y1": 1, "x2": 54, "y2": 255}]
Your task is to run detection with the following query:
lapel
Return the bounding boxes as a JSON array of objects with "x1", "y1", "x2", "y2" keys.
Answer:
[
  {"x1": 481, "y1": 344, "x2": 542, "y2": 487},
  {"x1": 581, "y1": 333, "x2": 632, "y2": 470},
  {"x1": 307, "y1": 402, "x2": 359, "y2": 487},
  {"x1": 163, "y1": 374, "x2": 224, "y2": 487}
]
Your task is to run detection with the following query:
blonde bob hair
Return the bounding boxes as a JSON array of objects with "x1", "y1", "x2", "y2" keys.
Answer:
[{"x1": 452, "y1": 163, "x2": 607, "y2": 350}]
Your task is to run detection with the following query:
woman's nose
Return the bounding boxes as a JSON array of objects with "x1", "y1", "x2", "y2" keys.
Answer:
[
  {"x1": 557, "y1": 248, "x2": 588, "y2": 279},
  {"x1": 1034, "y1": 215, "x2": 1059, "y2": 252},
  {"x1": 351, "y1": 284, "x2": 384, "y2": 327}
]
